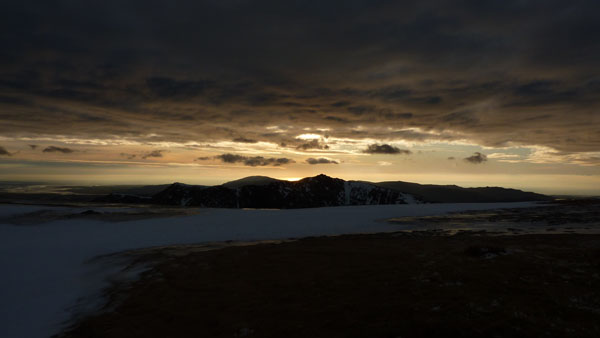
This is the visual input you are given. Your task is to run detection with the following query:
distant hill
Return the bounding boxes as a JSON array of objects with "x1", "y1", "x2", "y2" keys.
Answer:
[
  {"x1": 67, "y1": 184, "x2": 172, "y2": 197},
  {"x1": 91, "y1": 174, "x2": 551, "y2": 208},
  {"x1": 0, "y1": 184, "x2": 172, "y2": 206},
  {"x1": 221, "y1": 176, "x2": 282, "y2": 189},
  {"x1": 375, "y1": 181, "x2": 551, "y2": 203}
]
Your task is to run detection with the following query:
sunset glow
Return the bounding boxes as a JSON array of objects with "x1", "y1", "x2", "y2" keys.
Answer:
[{"x1": 0, "y1": 1, "x2": 598, "y2": 195}]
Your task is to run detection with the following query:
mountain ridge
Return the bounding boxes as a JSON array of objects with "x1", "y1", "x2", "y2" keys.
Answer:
[
  {"x1": 94, "y1": 174, "x2": 551, "y2": 207},
  {"x1": 375, "y1": 180, "x2": 550, "y2": 203},
  {"x1": 151, "y1": 174, "x2": 418, "y2": 208}
]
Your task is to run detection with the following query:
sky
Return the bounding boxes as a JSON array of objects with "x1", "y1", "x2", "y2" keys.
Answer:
[{"x1": 0, "y1": 0, "x2": 599, "y2": 194}]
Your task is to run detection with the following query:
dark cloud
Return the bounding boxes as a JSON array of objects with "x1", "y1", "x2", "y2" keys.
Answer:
[
  {"x1": 146, "y1": 77, "x2": 213, "y2": 99},
  {"x1": 296, "y1": 139, "x2": 329, "y2": 151},
  {"x1": 0, "y1": 1, "x2": 598, "y2": 156},
  {"x1": 42, "y1": 146, "x2": 74, "y2": 154},
  {"x1": 347, "y1": 105, "x2": 377, "y2": 115},
  {"x1": 440, "y1": 110, "x2": 480, "y2": 127},
  {"x1": 324, "y1": 116, "x2": 349, "y2": 123},
  {"x1": 119, "y1": 153, "x2": 136, "y2": 160},
  {"x1": 380, "y1": 112, "x2": 413, "y2": 120},
  {"x1": 306, "y1": 157, "x2": 338, "y2": 165},
  {"x1": 217, "y1": 154, "x2": 245, "y2": 163},
  {"x1": 514, "y1": 80, "x2": 558, "y2": 97},
  {"x1": 447, "y1": 156, "x2": 455, "y2": 160},
  {"x1": 232, "y1": 137, "x2": 258, "y2": 143},
  {"x1": 0, "y1": 146, "x2": 11, "y2": 156},
  {"x1": 464, "y1": 152, "x2": 487, "y2": 164},
  {"x1": 196, "y1": 156, "x2": 211, "y2": 161},
  {"x1": 28, "y1": 144, "x2": 38, "y2": 150},
  {"x1": 142, "y1": 150, "x2": 164, "y2": 159},
  {"x1": 215, "y1": 153, "x2": 294, "y2": 166},
  {"x1": 363, "y1": 144, "x2": 411, "y2": 155},
  {"x1": 330, "y1": 101, "x2": 350, "y2": 107}
]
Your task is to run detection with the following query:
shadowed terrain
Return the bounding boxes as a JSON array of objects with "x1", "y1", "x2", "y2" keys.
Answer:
[
  {"x1": 59, "y1": 230, "x2": 600, "y2": 338},
  {"x1": 0, "y1": 175, "x2": 550, "y2": 208}
]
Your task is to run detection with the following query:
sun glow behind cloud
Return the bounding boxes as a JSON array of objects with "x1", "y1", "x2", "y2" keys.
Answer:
[
  {"x1": 295, "y1": 134, "x2": 322, "y2": 140},
  {"x1": 0, "y1": 130, "x2": 598, "y2": 195}
]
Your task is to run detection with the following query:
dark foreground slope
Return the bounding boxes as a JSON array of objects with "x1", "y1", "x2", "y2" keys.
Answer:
[{"x1": 60, "y1": 232, "x2": 600, "y2": 338}]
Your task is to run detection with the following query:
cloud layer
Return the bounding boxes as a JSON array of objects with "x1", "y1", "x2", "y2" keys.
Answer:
[
  {"x1": 0, "y1": 146, "x2": 11, "y2": 156},
  {"x1": 142, "y1": 150, "x2": 164, "y2": 159},
  {"x1": 0, "y1": 0, "x2": 598, "y2": 163},
  {"x1": 215, "y1": 154, "x2": 294, "y2": 167},
  {"x1": 464, "y1": 152, "x2": 488, "y2": 164},
  {"x1": 306, "y1": 158, "x2": 339, "y2": 165},
  {"x1": 42, "y1": 146, "x2": 74, "y2": 154},
  {"x1": 363, "y1": 144, "x2": 411, "y2": 155}
]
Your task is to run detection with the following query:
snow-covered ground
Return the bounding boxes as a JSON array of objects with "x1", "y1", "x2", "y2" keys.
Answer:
[{"x1": 0, "y1": 202, "x2": 538, "y2": 338}]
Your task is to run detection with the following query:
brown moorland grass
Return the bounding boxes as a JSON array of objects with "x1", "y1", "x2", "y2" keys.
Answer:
[{"x1": 59, "y1": 232, "x2": 600, "y2": 338}]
